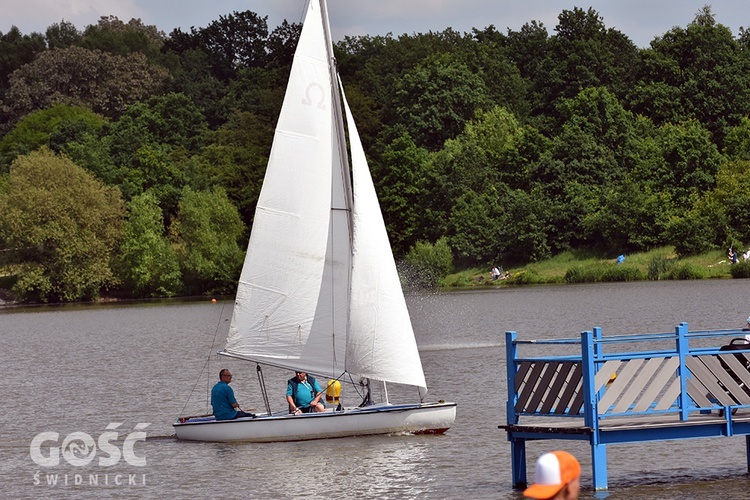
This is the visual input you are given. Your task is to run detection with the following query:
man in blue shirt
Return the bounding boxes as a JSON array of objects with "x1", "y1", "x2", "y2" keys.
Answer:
[
  {"x1": 211, "y1": 369, "x2": 255, "y2": 420},
  {"x1": 286, "y1": 371, "x2": 325, "y2": 414}
]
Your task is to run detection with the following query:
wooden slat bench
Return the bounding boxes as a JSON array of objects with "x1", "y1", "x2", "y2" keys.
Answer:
[{"x1": 501, "y1": 323, "x2": 750, "y2": 490}]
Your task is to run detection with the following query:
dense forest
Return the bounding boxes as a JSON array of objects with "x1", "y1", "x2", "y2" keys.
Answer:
[{"x1": 1, "y1": 5, "x2": 750, "y2": 302}]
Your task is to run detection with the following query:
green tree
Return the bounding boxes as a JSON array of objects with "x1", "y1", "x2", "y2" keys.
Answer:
[
  {"x1": 0, "y1": 148, "x2": 124, "y2": 302},
  {"x1": 2, "y1": 46, "x2": 169, "y2": 126},
  {"x1": 170, "y1": 187, "x2": 245, "y2": 294},
  {"x1": 96, "y1": 93, "x2": 203, "y2": 202},
  {"x1": 630, "y1": 6, "x2": 750, "y2": 146},
  {"x1": 447, "y1": 185, "x2": 551, "y2": 266},
  {"x1": 0, "y1": 104, "x2": 104, "y2": 174},
  {"x1": 462, "y1": 27, "x2": 529, "y2": 119},
  {"x1": 375, "y1": 133, "x2": 431, "y2": 255},
  {"x1": 164, "y1": 10, "x2": 270, "y2": 82},
  {"x1": 448, "y1": 189, "x2": 504, "y2": 266},
  {"x1": 394, "y1": 53, "x2": 490, "y2": 150},
  {"x1": 0, "y1": 26, "x2": 47, "y2": 92},
  {"x1": 59, "y1": 128, "x2": 119, "y2": 188},
  {"x1": 403, "y1": 237, "x2": 453, "y2": 288},
  {"x1": 127, "y1": 144, "x2": 189, "y2": 209},
  {"x1": 502, "y1": 21, "x2": 549, "y2": 81},
  {"x1": 654, "y1": 120, "x2": 724, "y2": 207},
  {"x1": 540, "y1": 88, "x2": 644, "y2": 191},
  {"x1": 162, "y1": 46, "x2": 229, "y2": 128},
  {"x1": 497, "y1": 188, "x2": 552, "y2": 264},
  {"x1": 665, "y1": 200, "x2": 725, "y2": 257},
  {"x1": 191, "y1": 110, "x2": 273, "y2": 225},
  {"x1": 266, "y1": 19, "x2": 302, "y2": 69},
  {"x1": 79, "y1": 16, "x2": 165, "y2": 60},
  {"x1": 707, "y1": 159, "x2": 750, "y2": 244},
  {"x1": 106, "y1": 92, "x2": 206, "y2": 165},
  {"x1": 441, "y1": 106, "x2": 537, "y2": 192},
  {"x1": 531, "y1": 7, "x2": 640, "y2": 128},
  {"x1": 530, "y1": 88, "x2": 645, "y2": 251},
  {"x1": 116, "y1": 191, "x2": 181, "y2": 297},
  {"x1": 582, "y1": 182, "x2": 670, "y2": 253},
  {"x1": 724, "y1": 117, "x2": 750, "y2": 161},
  {"x1": 45, "y1": 20, "x2": 82, "y2": 49}
]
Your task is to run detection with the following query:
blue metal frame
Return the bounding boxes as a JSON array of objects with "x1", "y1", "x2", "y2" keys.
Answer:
[{"x1": 502, "y1": 323, "x2": 750, "y2": 491}]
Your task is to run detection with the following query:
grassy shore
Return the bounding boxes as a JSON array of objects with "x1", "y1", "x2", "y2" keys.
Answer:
[{"x1": 441, "y1": 246, "x2": 750, "y2": 288}]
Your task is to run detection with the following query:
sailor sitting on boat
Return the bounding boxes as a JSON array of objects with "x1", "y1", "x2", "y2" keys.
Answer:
[
  {"x1": 287, "y1": 371, "x2": 325, "y2": 414},
  {"x1": 211, "y1": 369, "x2": 255, "y2": 420}
]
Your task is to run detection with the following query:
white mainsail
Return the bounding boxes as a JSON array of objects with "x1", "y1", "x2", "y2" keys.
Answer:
[
  {"x1": 223, "y1": 0, "x2": 347, "y2": 377},
  {"x1": 223, "y1": 0, "x2": 426, "y2": 391}
]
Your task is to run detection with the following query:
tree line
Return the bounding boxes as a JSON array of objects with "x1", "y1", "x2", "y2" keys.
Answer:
[{"x1": 1, "y1": 6, "x2": 750, "y2": 302}]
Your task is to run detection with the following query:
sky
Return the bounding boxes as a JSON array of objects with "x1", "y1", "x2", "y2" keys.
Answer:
[{"x1": 2, "y1": 0, "x2": 749, "y2": 48}]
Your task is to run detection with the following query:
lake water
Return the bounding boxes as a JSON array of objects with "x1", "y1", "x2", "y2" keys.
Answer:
[{"x1": 2, "y1": 280, "x2": 750, "y2": 498}]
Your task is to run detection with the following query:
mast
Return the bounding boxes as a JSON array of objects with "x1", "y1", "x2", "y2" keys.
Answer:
[
  {"x1": 321, "y1": 0, "x2": 353, "y2": 215},
  {"x1": 320, "y1": 0, "x2": 354, "y2": 376}
]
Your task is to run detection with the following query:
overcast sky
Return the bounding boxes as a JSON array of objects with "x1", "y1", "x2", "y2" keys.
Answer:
[{"x1": 2, "y1": 0, "x2": 748, "y2": 48}]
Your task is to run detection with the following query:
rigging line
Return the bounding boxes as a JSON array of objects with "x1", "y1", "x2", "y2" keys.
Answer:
[
  {"x1": 177, "y1": 301, "x2": 228, "y2": 418},
  {"x1": 321, "y1": 0, "x2": 354, "y2": 382},
  {"x1": 299, "y1": 0, "x2": 312, "y2": 23},
  {"x1": 337, "y1": 371, "x2": 370, "y2": 403}
]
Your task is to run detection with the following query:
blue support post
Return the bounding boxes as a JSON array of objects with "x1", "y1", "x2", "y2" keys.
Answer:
[
  {"x1": 582, "y1": 329, "x2": 608, "y2": 489},
  {"x1": 591, "y1": 443, "x2": 608, "y2": 491},
  {"x1": 505, "y1": 331, "x2": 518, "y2": 425},
  {"x1": 581, "y1": 330, "x2": 597, "y2": 429},
  {"x1": 676, "y1": 322, "x2": 690, "y2": 421},
  {"x1": 505, "y1": 331, "x2": 526, "y2": 487},
  {"x1": 511, "y1": 438, "x2": 527, "y2": 488},
  {"x1": 746, "y1": 435, "x2": 750, "y2": 473}
]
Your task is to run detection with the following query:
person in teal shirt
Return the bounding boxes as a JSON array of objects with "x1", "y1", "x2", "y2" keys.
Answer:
[
  {"x1": 286, "y1": 371, "x2": 325, "y2": 414},
  {"x1": 211, "y1": 369, "x2": 255, "y2": 420}
]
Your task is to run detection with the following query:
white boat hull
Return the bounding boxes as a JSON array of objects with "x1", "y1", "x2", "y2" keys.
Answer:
[{"x1": 173, "y1": 402, "x2": 456, "y2": 442}]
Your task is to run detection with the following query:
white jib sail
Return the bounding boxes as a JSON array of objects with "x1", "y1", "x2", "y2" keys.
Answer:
[
  {"x1": 223, "y1": 0, "x2": 348, "y2": 378},
  {"x1": 342, "y1": 86, "x2": 428, "y2": 390}
]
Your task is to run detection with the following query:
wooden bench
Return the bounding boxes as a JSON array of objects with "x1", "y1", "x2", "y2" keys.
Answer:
[{"x1": 501, "y1": 323, "x2": 750, "y2": 490}]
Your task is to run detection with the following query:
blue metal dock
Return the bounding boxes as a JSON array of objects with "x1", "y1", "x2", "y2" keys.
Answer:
[{"x1": 501, "y1": 323, "x2": 750, "y2": 490}]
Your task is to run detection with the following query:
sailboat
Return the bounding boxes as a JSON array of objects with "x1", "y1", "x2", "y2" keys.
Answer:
[{"x1": 173, "y1": 0, "x2": 456, "y2": 442}]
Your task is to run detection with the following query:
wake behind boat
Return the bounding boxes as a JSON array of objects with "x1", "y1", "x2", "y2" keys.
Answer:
[{"x1": 173, "y1": 0, "x2": 456, "y2": 443}]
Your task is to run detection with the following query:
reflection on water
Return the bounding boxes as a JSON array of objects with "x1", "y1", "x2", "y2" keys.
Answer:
[{"x1": 3, "y1": 281, "x2": 750, "y2": 498}]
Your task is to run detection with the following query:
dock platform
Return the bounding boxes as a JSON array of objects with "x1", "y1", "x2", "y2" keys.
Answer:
[{"x1": 501, "y1": 323, "x2": 750, "y2": 490}]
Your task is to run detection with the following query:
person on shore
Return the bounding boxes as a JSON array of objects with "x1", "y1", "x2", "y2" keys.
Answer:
[
  {"x1": 287, "y1": 370, "x2": 325, "y2": 414},
  {"x1": 523, "y1": 450, "x2": 581, "y2": 500},
  {"x1": 491, "y1": 267, "x2": 501, "y2": 280},
  {"x1": 211, "y1": 369, "x2": 255, "y2": 420},
  {"x1": 729, "y1": 247, "x2": 738, "y2": 264}
]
